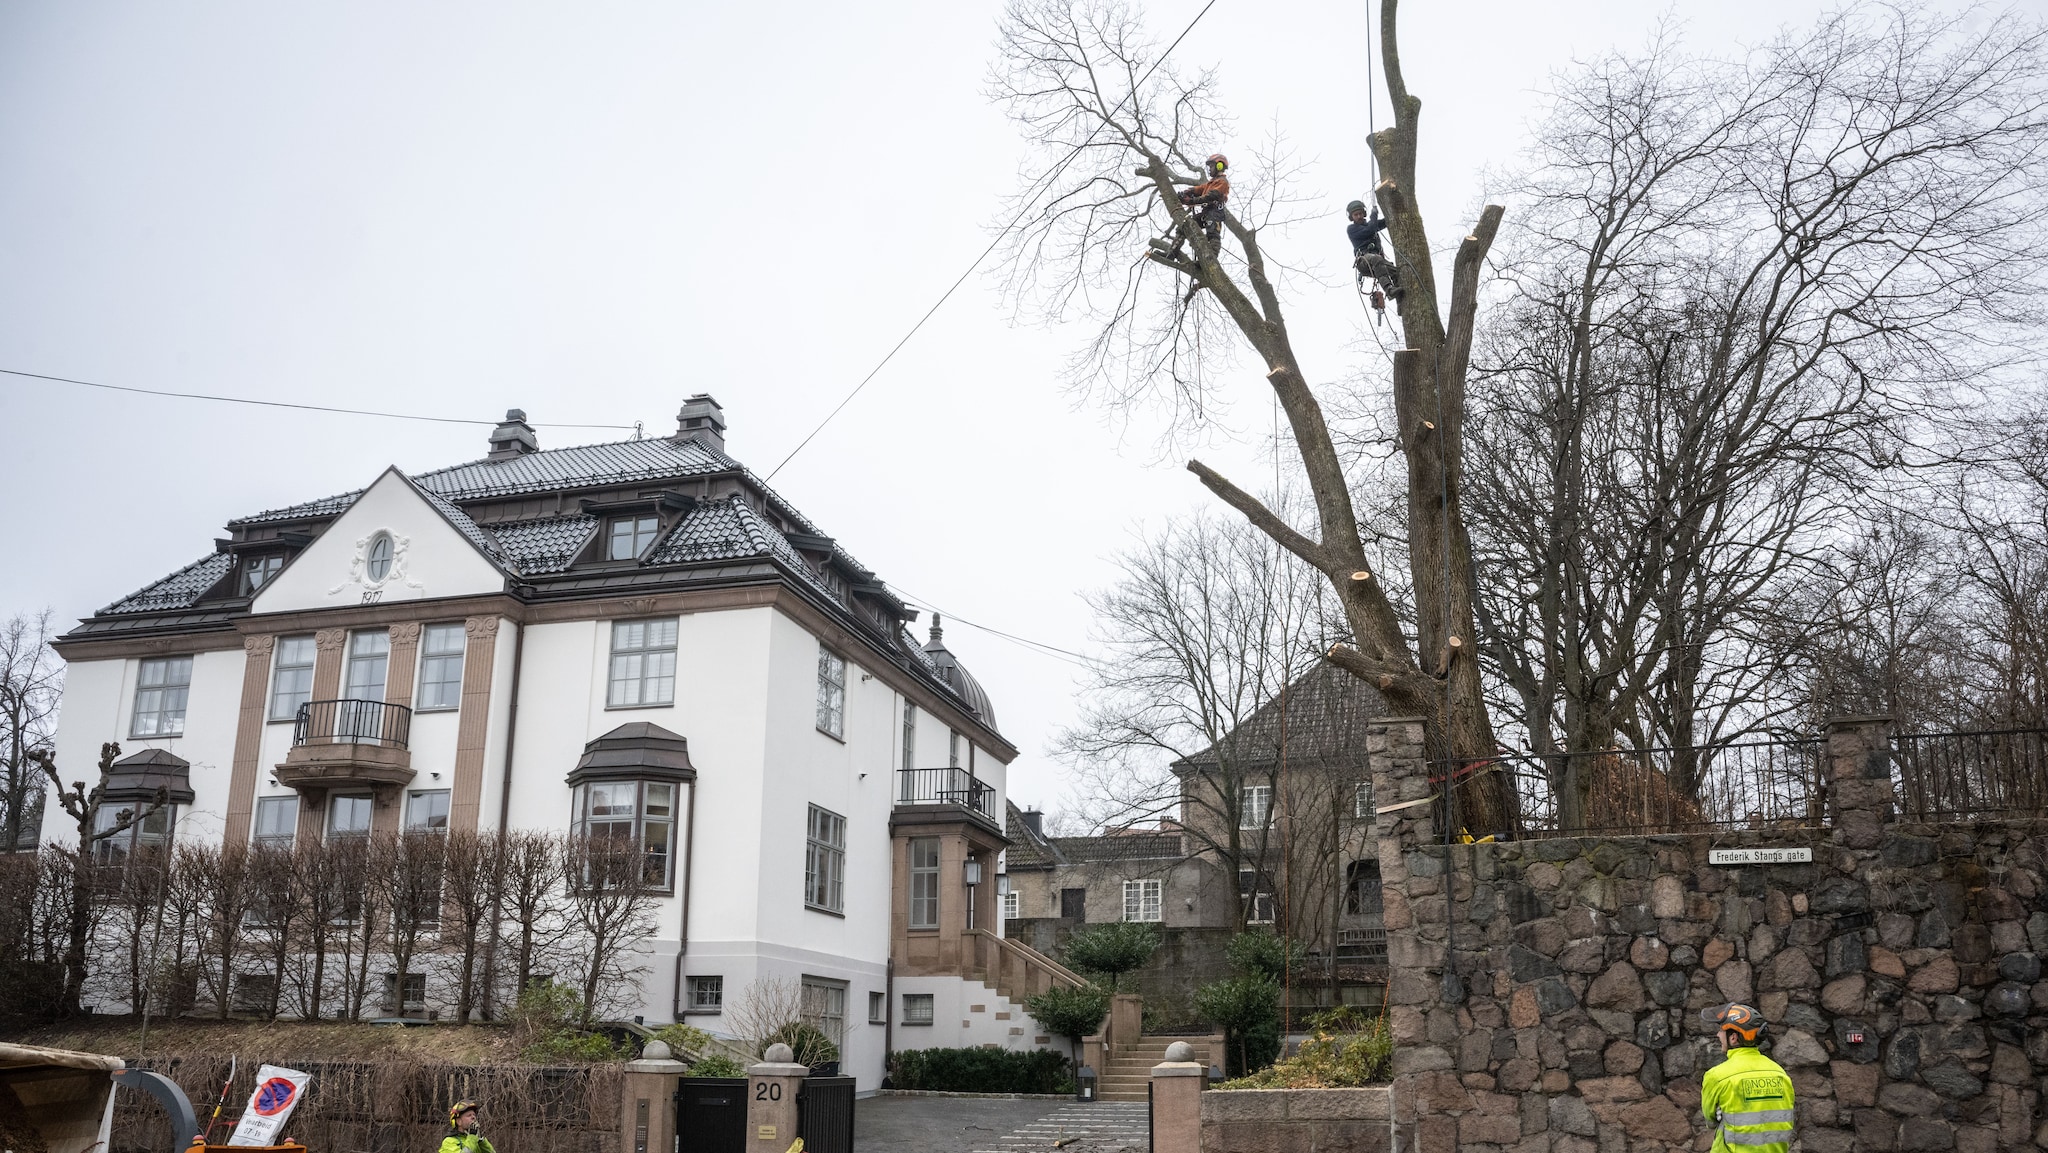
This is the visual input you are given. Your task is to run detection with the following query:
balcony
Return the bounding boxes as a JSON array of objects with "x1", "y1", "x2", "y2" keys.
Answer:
[
  {"x1": 274, "y1": 699, "x2": 415, "y2": 792},
  {"x1": 895, "y1": 768, "x2": 998, "y2": 827}
]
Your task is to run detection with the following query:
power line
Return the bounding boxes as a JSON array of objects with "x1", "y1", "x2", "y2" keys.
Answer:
[
  {"x1": 1, "y1": 367, "x2": 639, "y2": 430},
  {"x1": 890, "y1": 586, "x2": 1100, "y2": 670},
  {"x1": 764, "y1": 0, "x2": 1223, "y2": 481}
]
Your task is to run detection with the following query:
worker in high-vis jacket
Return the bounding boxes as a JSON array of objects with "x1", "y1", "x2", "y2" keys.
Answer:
[{"x1": 1700, "y1": 1004, "x2": 1795, "y2": 1152}]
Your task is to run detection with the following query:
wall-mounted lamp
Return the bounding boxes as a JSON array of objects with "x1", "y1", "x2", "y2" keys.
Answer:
[
  {"x1": 430, "y1": 771, "x2": 442, "y2": 780},
  {"x1": 964, "y1": 855, "x2": 983, "y2": 887},
  {"x1": 266, "y1": 777, "x2": 278, "y2": 788}
]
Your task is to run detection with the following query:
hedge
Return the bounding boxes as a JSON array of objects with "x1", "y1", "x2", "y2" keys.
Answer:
[{"x1": 887, "y1": 1047, "x2": 1074, "y2": 1095}]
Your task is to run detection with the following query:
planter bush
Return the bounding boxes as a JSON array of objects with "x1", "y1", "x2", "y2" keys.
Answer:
[{"x1": 888, "y1": 1047, "x2": 1074, "y2": 1095}]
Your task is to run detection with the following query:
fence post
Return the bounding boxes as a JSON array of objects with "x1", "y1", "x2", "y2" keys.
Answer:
[
  {"x1": 1149, "y1": 1041, "x2": 1205, "y2": 1153},
  {"x1": 1825, "y1": 715, "x2": 1894, "y2": 849},
  {"x1": 747, "y1": 1043, "x2": 808, "y2": 1151},
  {"x1": 622, "y1": 1040, "x2": 689, "y2": 1153}
]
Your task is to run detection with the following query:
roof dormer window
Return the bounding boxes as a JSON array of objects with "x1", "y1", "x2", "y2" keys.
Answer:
[
  {"x1": 242, "y1": 555, "x2": 283, "y2": 595},
  {"x1": 609, "y1": 515, "x2": 660, "y2": 561}
]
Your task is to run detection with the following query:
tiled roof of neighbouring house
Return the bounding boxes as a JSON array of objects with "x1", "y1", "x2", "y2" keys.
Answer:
[
  {"x1": 1005, "y1": 802, "x2": 1064, "y2": 870},
  {"x1": 1054, "y1": 832, "x2": 1186, "y2": 863},
  {"x1": 104, "y1": 553, "x2": 233, "y2": 614},
  {"x1": 1173, "y1": 661, "x2": 1386, "y2": 772}
]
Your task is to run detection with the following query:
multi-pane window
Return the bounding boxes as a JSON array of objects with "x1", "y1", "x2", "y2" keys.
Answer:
[
  {"x1": 608, "y1": 619, "x2": 678, "y2": 707},
  {"x1": 1123, "y1": 879, "x2": 1163, "y2": 923},
  {"x1": 384, "y1": 971, "x2": 426, "y2": 1013},
  {"x1": 416, "y1": 624, "x2": 466, "y2": 711},
  {"x1": 242, "y1": 554, "x2": 283, "y2": 594},
  {"x1": 1241, "y1": 870, "x2": 1277, "y2": 923},
  {"x1": 365, "y1": 533, "x2": 396, "y2": 583},
  {"x1": 805, "y1": 805, "x2": 846, "y2": 913},
  {"x1": 901, "y1": 702, "x2": 916, "y2": 771},
  {"x1": 801, "y1": 977, "x2": 849, "y2": 1050},
  {"x1": 92, "y1": 802, "x2": 175, "y2": 865},
  {"x1": 253, "y1": 796, "x2": 298, "y2": 848},
  {"x1": 1354, "y1": 781, "x2": 1374, "y2": 820},
  {"x1": 270, "y1": 636, "x2": 316, "y2": 720},
  {"x1": 948, "y1": 730, "x2": 961, "y2": 768},
  {"x1": 1344, "y1": 860, "x2": 1384, "y2": 916},
  {"x1": 686, "y1": 975, "x2": 724, "y2": 1012},
  {"x1": 816, "y1": 648, "x2": 846, "y2": 737},
  {"x1": 1003, "y1": 890, "x2": 1020, "y2": 920},
  {"x1": 405, "y1": 790, "x2": 450, "y2": 833},
  {"x1": 131, "y1": 656, "x2": 194, "y2": 737},
  {"x1": 908, "y1": 837, "x2": 940, "y2": 929},
  {"x1": 902, "y1": 993, "x2": 934, "y2": 1025},
  {"x1": 342, "y1": 631, "x2": 390, "y2": 739},
  {"x1": 868, "y1": 991, "x2": 886, "y2": 1023},
  {"x1": 328, "y1": 794, "x2": 373, "y2": 839},
  {"x1": 573, "y1": 779, "x2": 677, "y2": 889},
  {"x1": 1240, "y1": 784, "x2": 1273, "y2": 829},
  {"x1": 609, "y1": 515, "x2": 660, "y2": 561}
]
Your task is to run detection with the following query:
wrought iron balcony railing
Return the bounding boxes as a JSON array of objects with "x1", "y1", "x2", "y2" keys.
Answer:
[
  {"x1": 896, "y1": 768, "x2": 996, "y2": 822},
  {"x1": 293, "y1": 698, "x2": 412, "y2": 751}
]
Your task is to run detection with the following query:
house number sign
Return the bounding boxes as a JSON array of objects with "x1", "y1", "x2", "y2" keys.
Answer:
[{"x1": 1708, "y1": 847, "x2": 1813, "y2": 865}]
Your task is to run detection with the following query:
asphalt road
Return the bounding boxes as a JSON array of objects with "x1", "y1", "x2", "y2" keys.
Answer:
[{"x1": 853, "y1": 1097, "x2": 1148, "y2": 1153}]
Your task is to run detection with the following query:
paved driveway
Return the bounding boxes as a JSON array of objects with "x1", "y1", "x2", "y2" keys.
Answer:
[{"x1": 854, "y1": 1097, "x2": 1148, "y2": 1153}]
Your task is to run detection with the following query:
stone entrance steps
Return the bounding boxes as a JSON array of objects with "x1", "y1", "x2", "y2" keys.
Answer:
[{"x1": 1097, "y1": 1037, "x2": 1213, "y2": 1102}]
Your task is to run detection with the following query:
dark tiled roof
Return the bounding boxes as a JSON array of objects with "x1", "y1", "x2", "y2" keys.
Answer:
[
  {"x1": 230, "y1": 489, "x2": 362, "y2": 526},
  {"x1": 413, "y1": 437, "x2": 736, "y2": 501},
  {"x1": 104, "y1": 553, "x2": 232, "y2": 614},
  {"x1": 1054, "y1": 832, "x2": 1186, "y2": 862},
  {"x1": 488, "y1": 515, "x2": 599, "y2": 575},
  {"x1": 1175, "y1": 662, "x2": 1385, "y2": 772},
  {"x1": 407, "y1": 478, "x2": 512, "y2": 569},
  {"x1": 645, "y1": 496, "x2": 778, "y2": 564},
  {"x1": 1004, "y1": 801, "x2": 1064, "y2": 870}
]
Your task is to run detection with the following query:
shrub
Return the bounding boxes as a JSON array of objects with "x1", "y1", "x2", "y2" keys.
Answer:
[
  {"x1": 1024, "y1": 984, "x2": 1112, "y2": 1063},
  {"x1": 1220, "y1": 1013, "x2": 1392, "y2": 1089},
  {"x1": 763, "y1": 1021, "x2": 839, "y2": 1067},
  {"x1": 511, "y1": 979, "x2": 630, "y2": 1062},
  {"x1": 1193, "y1": 976, "x2": 1282, "y2": 1077},
  {"x1": 648, "y1": 1022, "x2": 712, "y2": 1059},
  {"x1": 1224, "y1": 930, "x2": 1306, "y2": 982},
  {"x1": 687, "y1": 1054, "x2": 747, "y2": 1078},
  {"x1": 888, "y1": 1047, "x2": 1073, "y2": 1094},
  {"x1": 1061, "y1": 922, "x2": 1162, "y2": 992}
]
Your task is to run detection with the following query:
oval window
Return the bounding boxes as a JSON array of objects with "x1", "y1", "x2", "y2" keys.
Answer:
[{"x1": 366, "y1": 533, "x2": 395, "y2": 583}]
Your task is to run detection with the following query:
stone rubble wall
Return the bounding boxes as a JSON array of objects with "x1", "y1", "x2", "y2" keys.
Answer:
[
  {"x1": 1199, "y1": 1086, "x2": 1393, "y2": 1153},
  {"x1": 1370, "y1": 715, "x2": 2048, "y2": 1153}
]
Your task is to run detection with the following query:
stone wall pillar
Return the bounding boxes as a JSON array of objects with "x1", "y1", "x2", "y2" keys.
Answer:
[
  {"x1": 746, "y1": 1046, "x2": 807, "y2": 1152},
  {"x1": 1825, "y1": 715, "x2": 1893, "y2": 849},
  {"x1": 1370, "y1": 715, "x2": 1454, "y2": 1153},
  {"x1": 620, "y1": 1042, "x2": 688, "y2": 1153},
  {"x1": 1149, "y1": 1042, "x2": 1204, "y2": 1153},
  {"x1": 222, "y1": 634, "x2": 275, "y2": 847},
  {"x1": 1109, "y1": 993, "x2": 1142, "y2": 1053}
]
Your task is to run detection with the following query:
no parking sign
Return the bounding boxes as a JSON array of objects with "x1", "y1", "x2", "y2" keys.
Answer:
[{"x1": 227, "y1": 1065, "x2": 310, "y2": 1147}]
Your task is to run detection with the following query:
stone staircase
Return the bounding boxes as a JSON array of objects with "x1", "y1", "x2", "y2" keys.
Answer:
[{"x1": 1097, "y1": 1036, "x2": 1215, "y2": 1102}]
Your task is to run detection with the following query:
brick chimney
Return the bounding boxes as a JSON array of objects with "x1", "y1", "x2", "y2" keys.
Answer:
[
  {"x1": 674, "y1": 394, "x2": 726, "y2": 454},
  {"x1": 1022, "y1": 809, "x2": 1046, "y2": 838},
  {"x1": 488, "y1": 409, "x2": 538, "y2": 459}
]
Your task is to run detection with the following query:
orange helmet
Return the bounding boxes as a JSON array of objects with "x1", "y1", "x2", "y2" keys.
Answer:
[
  {"x1": 1703, "y1": 1003, "x2": 1765, "y2": 1043},
  {"x1": 1206, "y1": 153, "x2": 1228, "y2": 176}
]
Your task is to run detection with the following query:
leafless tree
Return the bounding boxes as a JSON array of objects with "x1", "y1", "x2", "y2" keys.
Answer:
[
  {"x1": 492, "y1": 829, "x2": 570, "y2": 1015},
  {"x1": 991, "y1": 0, "x2": 1512, "y2": 830},
  {"x1": 29, "y1": 741, "x2": 165, "y2": 1015},
  {"x1": 375, "y1": 830, "x2": 447, "y2": 1016},
  {"x1": 1465, "y1": 7, "x2": 2048, "y2": 825},
  {"x1": 0, "y1": 611, "x2": 59, "y2": 852},
  {"x1": 440, "y1": 828, "x2": 505, "y2": 1023},
  {"x1": 1057, "y1": 508, "x2": 1372, "y2": 945},
  {"x1": 243, "y1": 842, "x2": 307, "y2": 1019},
  {"x1": 325, "y1": 835, "x2": 381, "y2": 1020},
  {"x1": 561, "y1": 835, "x2": 657, "y2": 1026},
  {"x1": 281, "y1": 839, "x2": 347, "y2": 1020},
  {"x1": 724, "y1": 976, "x2": 835, "y2": 1064},
  {"x1": 183, "y1": 841, "x2": 257, "y2": 1018},
  {"x1": 93, "y1": 839, "x2": 176, "y2": 1016}
]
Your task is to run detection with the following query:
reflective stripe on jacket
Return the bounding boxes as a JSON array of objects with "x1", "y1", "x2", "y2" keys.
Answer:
[{"x1": 1700, "y1": 1047, "x2": 1794, "y2": 1153}]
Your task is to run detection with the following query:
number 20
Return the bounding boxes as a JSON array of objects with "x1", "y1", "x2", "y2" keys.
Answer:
[{"x1": 754, "y1": 1083, "x2": 781, "y2": 1102}]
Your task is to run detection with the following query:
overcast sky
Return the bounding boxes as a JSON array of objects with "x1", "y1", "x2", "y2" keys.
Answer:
[{"x1": 4, "y1": 0, "x2": 2038, "y2": 818}]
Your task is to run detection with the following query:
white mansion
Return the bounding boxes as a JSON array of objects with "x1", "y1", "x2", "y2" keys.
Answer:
[{"x1": 41, "y1": 398, "x2": 1074, "y2": 1087}]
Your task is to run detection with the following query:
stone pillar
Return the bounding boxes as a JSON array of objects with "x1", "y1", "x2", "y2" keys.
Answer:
[
  {"x1": 1149, "y1": 1042, "x2": 1204, "y2": 1153},
  {"x1": 310, "y1": 628, "x2": 348, "y2": 701},
  {"x1": 222, "y1": 634, "x2": 275, "y2": 847},
  {"x1": 1109, "y1": 993, "x2": 1142, "y2": 1053},
  {"x1": 383, "y1": 622, "x2": 422, "y2": 711},
  {"x1": 1825, "y1": 715, "x2": 1893, "y2": 849},
  {"x1": 621, "y1": 1041, "x2": 689, "y2": 1153},
  {"x1": 746, "y1": 1044, "x2": 807, "y2": 1152},
  {"x1": 449, "y1": 616, "x2": 501, "y2": 832},
  {"x1": 1369, "y1": 716, "x2": 1450, "y2": 1074}
]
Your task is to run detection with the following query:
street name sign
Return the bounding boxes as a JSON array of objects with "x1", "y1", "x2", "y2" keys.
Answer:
[{"x1": 1708, "y1": 847, "x2": 1813, "y2": 865}]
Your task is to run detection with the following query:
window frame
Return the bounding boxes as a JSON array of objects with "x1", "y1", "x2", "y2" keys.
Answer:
[
  {"x1": 1059, "y1": 887, "x2": 1086, "y2": 919},
  {"x1": 571, "y1": 779, "x2": 678, "y2": 892},
  {"x1": 1240, "y1": 783, "x2": 1273, "y2": 830},
  {"x1": 130, "y1": 655, "x2": 194, "y2": 738},
  {"x1": 415, "y1": 623, "x2": 467, "y2": 712},
  {"x1": 868, "y1": 991, "x2": 886, "y2": 1024},
  {"x1": 607, "y1": 515, "x2": 661, "y2": 561},
  {"x1": 684, "y1": 975, "x2": 724, "y2": 1014},
  {"x1": 269, "y1": 635, "x2": 317, "y2": 722},
  {"x1": 816, "y1": 647, "x2": 847, "y2": 738},
  {"x1": 1122, "y1": 878, "x2": 1163, "y2": 923},
  {"x1": 91, "y1": 801, "x2": 177, "y2": 866},
  {"x1": 901, "y1": 701, "x2": 916, "y2": 772},
  {"x1": 1240, "y1": 869, "x2": 1278, "y2": 924},
  {"x1": 1002, "y1": 890, "x2": 1021, "y2": 920},
  {"x1": 253, "y1": 796, "x2": 298, "y2": 849},
  {"x1": 242, "y1": 554, "x2": 283, "y2": 595},
  {"x1": 801, "y1": 976, "x2": 849, "y2": 1051},
  {"x1": 606, "y1": 618, "x2": 679, "y2": 709},
  {"x1": 901, "y1": 993, "x2": 935, "y2": 1026},
  {"x1": 327, "y1": 793, "x2": 373, "y2": 840},
  {"x1": 908, "y1": 837, "x2": 941, "y2": 930},
  {"x1": 1353, "y1": 780, "x2": 1374, "y2": 821},
  {"x1": 805, "y1": 804, "x2": 847, "y2": 915},
  {"x1": 405, "y1": 789, "x2": 451, "y2": 833}
]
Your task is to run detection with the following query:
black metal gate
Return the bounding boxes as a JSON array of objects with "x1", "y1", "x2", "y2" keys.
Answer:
[
  {"x1": 675, "y1": 1077, "x2": 747, "y2": 1153},
  {"x1": 797, "y1": 1075, "x2": 856, "y2": 1153}
]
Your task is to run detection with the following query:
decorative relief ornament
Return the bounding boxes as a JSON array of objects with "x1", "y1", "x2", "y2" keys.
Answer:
[{"x1": 328, "y1": 528, "x2": 426, "y2": 600}]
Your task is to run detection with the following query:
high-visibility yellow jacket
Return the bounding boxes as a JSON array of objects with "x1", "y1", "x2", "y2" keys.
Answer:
[
  {"x1": 438, "y1": 1133, "x2": 496, "y2": 1153},
  {"x1": 1700, "y1": 1046, "x2": 1795, "y2": 1153}
]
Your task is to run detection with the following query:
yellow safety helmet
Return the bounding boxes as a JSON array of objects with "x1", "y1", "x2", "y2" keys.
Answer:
[{"x1": 449, "y1": 1100, "x2": 481, "y2": 1129}]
